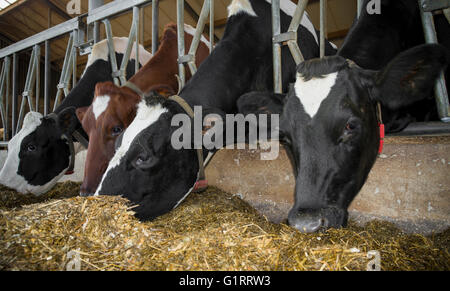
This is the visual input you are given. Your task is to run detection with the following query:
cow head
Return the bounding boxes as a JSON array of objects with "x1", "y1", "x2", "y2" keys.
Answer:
[
  {"x1": 0, "y1": 107, "x2": 78, "y2": 194},
  {"x1": 238, "y1": 44, "x2": 449, "y2": 233},
  {"x1": 94, "y1": 95, "x2": 219, "y2": 220},
  {"x1": 77, "y1": 82, "x2": 175, "y2": 196}
]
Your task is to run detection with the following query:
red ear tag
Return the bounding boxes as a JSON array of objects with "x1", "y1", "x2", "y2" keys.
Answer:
[
  {"x1": 193, "y1": 179, "x2": 208, "y2": 193},
  {"x1": 378, "y1": 123, "x2": 385, "y2": 154}
]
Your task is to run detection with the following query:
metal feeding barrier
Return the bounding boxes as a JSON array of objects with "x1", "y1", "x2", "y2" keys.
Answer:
[
  {"x1": 0, "y1": 0, "x2": 449, "y2": 147},
  {"x1": 418, "y1": 0, "x2": 450, "y2": 122},
  {"x1": 176, "y1": 0, "x2": 215, "y2": 89},
  {"x1": 271, "y1": 0, "x2": 449, "y2": 127},
  {"x1": 0, "y1": 0, "x2": 160, "y2": 147}
]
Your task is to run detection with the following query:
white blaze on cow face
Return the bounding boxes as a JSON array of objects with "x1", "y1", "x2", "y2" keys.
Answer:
[
  {"x1": 0, "y1": 112, "x2": 68, "y2": 195},
  {"x1": 92, "y1": 95, "x2": 110, "y2": 120},
  {"x1": 95, "y1": 100, "x2": 168, "y2": 196},
  {"x1": 294, "y1": 72, "x2": 338, "y2": 118},
  {"x1": 228, "y1": 0, "x2": 257, "y2": 17}
]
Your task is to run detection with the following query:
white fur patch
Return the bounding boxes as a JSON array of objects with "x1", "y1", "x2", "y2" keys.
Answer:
[
  {"x1": 83, "y1": 37, "x2": 152, "y2": 75},
  {"x1": 95, "y1": 101, "x2": 168, "y2": 195},
  {"x1": 183, "y1": 24, "x2": 211, "y2": 49},
  {"x1": 294, "y1": 72, "x2": 338, "y2": 118},
  {"x1": 228, "y1": 0, "x2": 257, "y2": 17},
  {"x1": 0, "y1": 112, "x2": 68, "y2": 195},
  {"x1": 265, "y1": 0, "x2": 319, "y2": 44},
  {"x1": 92, "y1": 95, "x2": 110, "y2": 120}
]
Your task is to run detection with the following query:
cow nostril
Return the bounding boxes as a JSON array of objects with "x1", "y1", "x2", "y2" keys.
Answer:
[{"x1": 289, "y1": 215, "x2": 324, "y2": 233}]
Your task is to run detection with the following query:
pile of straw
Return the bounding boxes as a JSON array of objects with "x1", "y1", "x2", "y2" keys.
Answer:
[{"x1": 0, "y1": 183, "x2": 448, "y2": 270}]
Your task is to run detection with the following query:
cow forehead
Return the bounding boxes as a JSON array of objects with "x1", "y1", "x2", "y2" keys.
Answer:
[
  {"x1": 92, "y1": 95, "x2": 111, "y2": 120},
  {"x1": 8, "y1": 111, "x2": 43, "y2": 151},
  {"x1": 95, "y1": 100, "x2": 168, "y2": 195},
  {"x1": 294, "y1": 72, "x2": 338, "y2": 118}
]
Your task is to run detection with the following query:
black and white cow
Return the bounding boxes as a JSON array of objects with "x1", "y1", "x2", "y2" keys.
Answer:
[
  {"x1": 236, "y1": 0, "x2": 450, "y2": 232},
  {"x1": 339, "y1": 0, "x2": 450, "y2": 132},
  {"x1": 275, "y1": 45, "x2": 448, "y2": 233},
  {"x1": 0, "y1": 38, "x2": 151, "y2": 195},
  {"x1": 93, "y1": 0, "x2": 337, "y2": 220}
]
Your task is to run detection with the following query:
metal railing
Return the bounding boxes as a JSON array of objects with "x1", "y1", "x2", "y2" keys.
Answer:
[
  {"x1": 0, "y1": 0, "x2": 160, "y2": 147},
  {"x1": 176, "y1": 0, "x2": 215, "y2": 89}
]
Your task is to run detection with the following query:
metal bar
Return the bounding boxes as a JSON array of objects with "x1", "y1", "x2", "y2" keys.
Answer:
[
  {"x1": 272, "y1": 0, "x2": 283, "y2": 94},
  {"x1": 44, "y1": 40, "x2": 50, "y2": 116},
  {"x1": 209, "y1": 0, "x2": 214, "y2": 53},
  {"x1": 72, "y1": 30, "x2": 78, "y2": 89},
  {"x1": 11, "y1": 53, "x2": 18, "y2": 136},
  {"x1": 152, "y1": 0, "x2": 159, "y2": 54},
  {"x1": 87, "y1": 0, "x2": 152, "y2": 24},
  {"x1": 288, "y1": 0, "x2": 309, "y2": 33},
  {"x1": 320, "y1": 0, "x2": 327, "y2": 58},
  {"x1": 357, "y1": 0, "x2": 364, "y2": 18},
  {"x1": 117, "y1": 7, "x2": 139, "y2": 85},
  {"x1": 89, "y1": 0, "x2": 104, "y2": 43},
  {"x1": 0, "y1": 17, "x2": 82, "y2": 59},
  {"x1": 35, "y1": 45, "x2": 41, "y2": 113},
  {"x1": 5, "y1": 56, "x2": 10, "y2": 140},
  {"x1": 177, "y1": 0, "x2": 186, "y2": 88},
  {"x1": 54, "y1": 34, "x2": 74, "y2": 111},
  {"x1": 0, "y1": 60, "x2": 7, "y2": 139},
  {"x1": 134, "y1": 6, "x2": 140, "y2": 75},
  {"x1": 103, "y1": 19, "x2": 121, "y2": 86},
  {"x1": 419, "y1": 0, "x2": 450, "y2": 122},
  {"x1": 422, "y1": 0, "x2": 450, "y2": 12},
  {"x1": 186, "y1": 0, "x2": 211, "y2": 75}
]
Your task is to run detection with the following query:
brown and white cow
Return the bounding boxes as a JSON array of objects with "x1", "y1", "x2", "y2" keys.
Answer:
[{"x1": 76, "y1": 23, "x2": 211, "y2": 195}]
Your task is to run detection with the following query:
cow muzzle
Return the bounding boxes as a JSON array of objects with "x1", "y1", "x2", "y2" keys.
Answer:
[{"x1": 288, "y1": 207, "x2": 348, "y2": 233}]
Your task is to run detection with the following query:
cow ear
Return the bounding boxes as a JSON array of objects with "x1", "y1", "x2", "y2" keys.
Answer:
[
  {"x1": 58, "y1": 107, "x2": 79, "y2": 135},
  {"x1": 370, "y1": 44, "x2": 449, "y2": 110},
  {"x1": 76, "y1": 106, "x2": 89, "y2": 123}
]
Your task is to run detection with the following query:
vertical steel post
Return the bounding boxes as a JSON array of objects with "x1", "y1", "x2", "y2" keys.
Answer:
[
  {"x1": 320, "y1": 0, "x2": 327, "y2": 58},
  {"x1": 209, "y1": 0, "x2": 215, "y2": 53},
  {"x1": 5, "y1": 56, "x2": 10, "y2": 140},
  {"x1": 72, "y1": 30, "x2": 78, "y2": 89},
  {"x1": 12, "y1": 53, "x2": 18, "y2": 137},
  {"x1": 418, "y1": 0, "x2": 450, "y2": 122},
  {"x1": 89, "y1": 0, "x2": 104, "y2": 43},
  {"x1": 272, "y1": 0, "x2": 283, "y2": 94},
  {"x1": 357, "y1": 0, "x2": 364, "y2": 18},
  {"x1": 177, "y1": 0, "x2": 186, "y2": 88},
  {"x1": 35, "y1": 45, "x2": 41, "y2": 113},
  {"x1": 152, "y1": 0, "x2": 160, "y2": 54},
  {"x1": 44, "y1": 40, "x2": 50, "y2": 116},
  {"x1": 134, "y1": 6, "x2": 140, "y2": 74}
]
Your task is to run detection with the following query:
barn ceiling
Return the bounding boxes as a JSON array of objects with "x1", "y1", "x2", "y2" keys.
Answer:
[{"x1": 0, "y1": 0, "x2": 357, "y2": 75}]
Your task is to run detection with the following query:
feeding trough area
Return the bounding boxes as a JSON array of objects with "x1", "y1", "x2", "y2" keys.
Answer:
[
  {"x1": 0, "y1": 182, "x2": 449, "y2": 271},
  {"x1": 0, "y1": 0, "x2": 449, "y2": 273}
]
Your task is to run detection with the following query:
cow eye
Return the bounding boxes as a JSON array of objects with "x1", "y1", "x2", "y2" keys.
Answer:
[
  {"x1": 111, "y1": 126, "x2": 123, "y2": 136},
  {"x1": 26, "y1": 144, "x2": 37, "y2": 152}
]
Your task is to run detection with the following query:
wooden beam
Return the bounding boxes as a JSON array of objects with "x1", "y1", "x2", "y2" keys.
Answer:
[
  {"x1": 0, "y1": 0, "x2": 29, "y2": 17},
  {"x1": 41, "y1": 0, "x2": 72, "y2": 20}
]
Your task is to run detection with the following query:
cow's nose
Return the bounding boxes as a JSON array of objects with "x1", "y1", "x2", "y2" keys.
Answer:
[
  {"x1": 79, "y1": 191, "x2": 95, "y2": 197},
  {"x1": 288, "y1": 212, "x2": 324, "y2": 233},
  {"x1": 79, "y1": 184, "x2": 95, "y2": 197}
]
